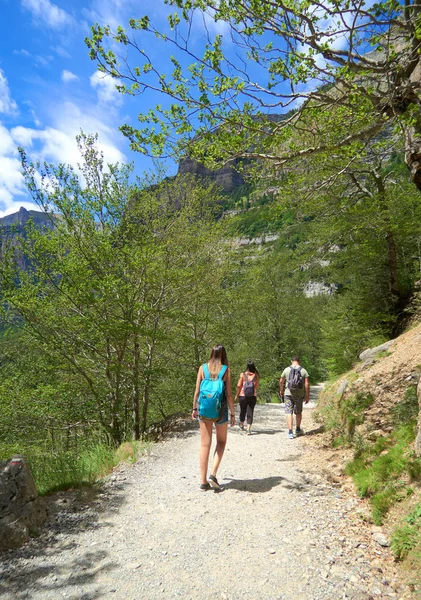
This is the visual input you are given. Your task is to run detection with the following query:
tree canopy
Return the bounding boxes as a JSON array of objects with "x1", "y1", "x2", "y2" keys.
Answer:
[{"x1": 87, "y1": 0, "x2": 421, "y2": 188}]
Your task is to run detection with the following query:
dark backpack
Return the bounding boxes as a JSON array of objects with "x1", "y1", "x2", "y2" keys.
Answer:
[
  {"x1": 198, "y1": 364, "x2": 227, "y2": 421},
  {"x1": 288, "y1": 366, "x2": 303, "y2": 391},
  {"x1": 243, "y1": 372, "x2": 256, "y2": 398}
]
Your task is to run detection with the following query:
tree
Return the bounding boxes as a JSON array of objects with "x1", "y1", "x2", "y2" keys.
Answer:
[
  {"x1": 87, "y1": 0, "x2": 421, "y2": 189},
  {"x1": 0, "y1": 134, "x2": 227, "y2": 445}
]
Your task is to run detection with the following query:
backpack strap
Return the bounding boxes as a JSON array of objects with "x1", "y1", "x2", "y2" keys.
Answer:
[
  {"x1": 217, "y1": 365, "x2": 228, "y2": 380},
  {"x1": 202, "y1": 363, "x2": 210, "y2": 379}
]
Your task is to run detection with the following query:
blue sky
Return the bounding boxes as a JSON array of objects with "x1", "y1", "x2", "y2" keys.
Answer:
[
  {"x1": 0, "y1": 0, "x2": 182, "y2": 217},
  {"x1": 0, "y1": 0, "x2": 366, "y2": 218}
]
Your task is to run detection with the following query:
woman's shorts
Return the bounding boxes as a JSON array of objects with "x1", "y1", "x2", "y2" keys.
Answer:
[{"x1": 198, "y1": 402, "x2": 228, "y2": 425}]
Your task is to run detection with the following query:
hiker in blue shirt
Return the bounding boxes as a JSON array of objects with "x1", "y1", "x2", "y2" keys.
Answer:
[
  {"x1": 192, "y1": 344, "x2": 235, "y2": 491},
  {"x1": 280, "y1": 356, "x2": 310, "y2": 439}
]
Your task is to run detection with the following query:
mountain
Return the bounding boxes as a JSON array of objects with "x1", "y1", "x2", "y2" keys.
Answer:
[
  {"x1": 0, "y1": 207, "x2": 56, "y2": 271},
  {"x1": 0, "y1": 207, "x2": 55, "y2": 229},
  {"x1": 177, "y1": 156, "x2": 245, "y2": 193}
]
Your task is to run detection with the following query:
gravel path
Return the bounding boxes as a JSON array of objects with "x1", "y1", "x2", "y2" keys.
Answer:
[{"x1": 0, "y1": 389, "x2": 413, "y2": 600}]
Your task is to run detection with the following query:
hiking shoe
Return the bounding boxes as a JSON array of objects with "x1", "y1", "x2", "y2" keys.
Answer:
[
  {"x1": 295, "y1": 428, "x2": 304, "y2": 437},
  {"x1": 208, "y1": 474, "x2": 221, "y2": 490},
  {"x1": 288, "y1": 431, "x2": 295, "y2": 439},
  {"x1": 200, "y1": 482, "x2": 211, "y2": 491}
]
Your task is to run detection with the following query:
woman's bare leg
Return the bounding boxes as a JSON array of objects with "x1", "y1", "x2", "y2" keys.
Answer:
[
  {"x1": 199, "y1": 420, "x2": 213, "y2": 484},
  {"x1": 210, "y1": 423, "x2": 228, "y2": 477}
]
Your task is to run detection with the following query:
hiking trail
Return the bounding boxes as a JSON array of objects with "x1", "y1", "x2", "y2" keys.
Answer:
[{"x1": 0, "y1": 386, "x2": 413, "y2": 599}]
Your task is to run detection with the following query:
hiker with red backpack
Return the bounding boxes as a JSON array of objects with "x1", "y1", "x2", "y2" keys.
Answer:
[
  {"x1": 234, "y1": 360, "x2": 259, "y2": 435},
  {"x1": 192, "y1": 344, "x2": 235, "y2": 491},
  {"x1": 279, "y1": 356, "x2": 310, "y2": 439}
]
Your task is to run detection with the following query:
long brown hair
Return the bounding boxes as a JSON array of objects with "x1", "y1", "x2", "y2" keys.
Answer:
[{"x1": 208, "y1": 344, "x2": 228, "y2": 379}]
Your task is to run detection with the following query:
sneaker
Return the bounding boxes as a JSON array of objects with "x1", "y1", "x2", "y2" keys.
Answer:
[
  {"x1": 239, "y1": 423, "x2": 245, "y2": 431},
  {"x1": 288, "y1": 431, "x2": 295, "y2": 439},
  {"x1": 295, "y1": 428, "x2": 304, "y2": 437},
  {"x1": 200, "y1": 482, "x2": 211, "y2": 491},
  {"x1": 208, "y1": 474, "x2": 221, "y2": 490}
]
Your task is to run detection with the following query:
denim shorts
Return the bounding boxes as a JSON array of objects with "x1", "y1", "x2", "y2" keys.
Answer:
[{"x1": 198, "y1": 402, "x2": 228, "y2": 425}]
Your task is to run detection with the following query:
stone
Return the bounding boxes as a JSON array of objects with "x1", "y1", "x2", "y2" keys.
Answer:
[
  {"x1": 0, "y1": 456, "x2": 47, "y2": 552},
  {"x1": 372, "y1": 532, "x2": 390, "y2": 547},
  {"x1": 359, "y1": 341, "x2": 394, "y2": 363}
]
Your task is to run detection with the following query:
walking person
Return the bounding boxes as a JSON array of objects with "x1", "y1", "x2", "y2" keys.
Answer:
[
  {"x1": 192, "y1": 344, "x2": 235, "y2": 491},
  {"x1": 279, "y1": 356, "x2": 310, "y2": 439},
  {"x1": 235, "y1": 360, "x2": 259, "y2": 435}
]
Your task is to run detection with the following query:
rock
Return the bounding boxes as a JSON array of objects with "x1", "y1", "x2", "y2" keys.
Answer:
[
  {"x1": 0, "y1": 456, "x2": 47, "y2": 552},
  {"x1": 372, "y1": 532, "x2": 390, "y2": 547},
  {"x1": 367, "y1": 430, "x2": 387, "y2": 441},
  {"x1": 177, "y1": 156, "x2": 245, "y2": 194},
  {"x1": 359, "y1": 341, "x2": 394, "y2": 363},
  {"x1": 336, "y1": 379, "x2": 348, "y2": 399}
]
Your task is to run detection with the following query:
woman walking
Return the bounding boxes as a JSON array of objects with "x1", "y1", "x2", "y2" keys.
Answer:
[
  {"x1": 192, "y1": 344, "x2": 235, "y2": 491},
  {"x1": 235, "y1": 360, "x2": 259, "y2": 435}
]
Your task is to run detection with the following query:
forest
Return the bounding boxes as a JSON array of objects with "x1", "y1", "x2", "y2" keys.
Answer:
[{"x1": 1, "y1": 0, "x2": 421, "y2": 519}]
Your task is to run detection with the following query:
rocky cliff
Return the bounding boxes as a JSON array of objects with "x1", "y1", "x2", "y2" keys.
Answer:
[
  {"x1": 0, "y1": 207, "x2": 56, "y2": 271},
  {"x1": 177, "y1": 156, "x2": 245, "y2": 193}
]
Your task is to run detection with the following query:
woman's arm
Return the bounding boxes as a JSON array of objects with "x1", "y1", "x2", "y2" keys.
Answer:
[
  {"x1": 225, "y1": 368, "x2": 236, "y2": 426},
  {"x1": 255, "y1": 374, "x2": 259, "y2": 391},
  {"x1": 192, "y1": 366, "x2": 203, "y2": 418},
  {"x1": 234, "y1": 373, "x2": 243, "y2": 401}
]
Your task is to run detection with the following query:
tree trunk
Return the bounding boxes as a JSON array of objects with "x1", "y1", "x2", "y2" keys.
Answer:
[
  {"x1": 386, "y1": 230, "x2": 400, "y2": 308},
  {"x1": 140, "y1": 342, "x2": 154, "y2": 437},
  {"x1": 404, "y1": 125, "x2": 421, "y2": 191},
  {"x1": 132, "y1": 336, "x2": 141, "y2": 440}
]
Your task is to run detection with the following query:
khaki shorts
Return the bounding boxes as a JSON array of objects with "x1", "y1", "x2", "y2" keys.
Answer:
[{"x1": 284, "y1": 395, "x2": 303, "y2": 415}]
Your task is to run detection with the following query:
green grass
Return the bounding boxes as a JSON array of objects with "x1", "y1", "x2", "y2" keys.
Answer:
[
  {"x1": 391, "y1": 503, "x2": 421, "y2": 560},
  {"x1": 391, "y1": 502, "x2": 421, "y2": 593},
  {"x1": 345, "y1": 421, "x2": 421, "y2": 524},
  {"x1": 4, "y1": 440, "x2": 147, "y2": 496},
  {"x1": 318, "y1": 390, "x2": 374, "y2": 442},
  {"x1": 392, "y1": 385, "x2": 419, "y2": 423}
]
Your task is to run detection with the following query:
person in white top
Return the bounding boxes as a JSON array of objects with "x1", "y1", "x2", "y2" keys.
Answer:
[
  {"x1": 234, "y1": 360, "x2": 259, "y2": 435},
  {"x1": 279, "y1": 356, "x2": 310, "y2": 439}
]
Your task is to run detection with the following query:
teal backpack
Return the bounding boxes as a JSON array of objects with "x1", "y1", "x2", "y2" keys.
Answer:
[{"x1": 198, "y1": 363, "x2": 228, "y2": 421}]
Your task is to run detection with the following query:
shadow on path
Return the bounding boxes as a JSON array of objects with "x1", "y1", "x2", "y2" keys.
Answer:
[
  {"x1": 0, "y1": 484, "x2": 127, "y2": 599},
  {"x1": 222, "y1": 475, "x2": 311, "y2": 493}
]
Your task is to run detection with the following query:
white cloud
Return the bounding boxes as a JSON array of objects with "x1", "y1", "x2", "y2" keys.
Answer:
[
  {"x1": 13, "y1": 49, "x2": 32, "y2": 57},
  {"x1": 84, "y1": 0, "x2": 140, "y2": 30},
  {"x1": 0, "y1": 99, "x2": 126, "y2": 218},
  {"x1": 61, "y1": 70, "x2": 79, "y2": 83},
  {"x1": 0, "y1": 69, "x2": 18, "y2": 115},
  {"x1": 0, "y1": 126, "x2": 32, "y2": 216},
  {"x1": 12, "y1": 101, "x2": 126, "y2": 167},
  {"x1": 90, "y1": 70, "x2": 122, "y2": 106},
  {"x1": 21, "y1": 0, "x2": 74, "y2": 30}
]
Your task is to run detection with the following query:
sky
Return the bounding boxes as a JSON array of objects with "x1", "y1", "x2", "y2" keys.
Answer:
[
  {"x1": 0, "y1": 0, "x2": 367, "y2": 218},
  {"x1": 0, "y1": 0, "x2": 181, "y2": 217}
]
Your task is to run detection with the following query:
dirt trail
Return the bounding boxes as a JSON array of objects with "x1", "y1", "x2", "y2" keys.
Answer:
[{"x1": 0, "y1": 389, "x2": 413, "y2": 599}]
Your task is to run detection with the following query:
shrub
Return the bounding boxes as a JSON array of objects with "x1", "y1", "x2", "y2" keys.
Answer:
[
  {"x1": 345, "y1": 421, "x2": 419, "y2": 523},
  {"x1": 391, "y1": 503, "x2": 421, "y2": 561}
]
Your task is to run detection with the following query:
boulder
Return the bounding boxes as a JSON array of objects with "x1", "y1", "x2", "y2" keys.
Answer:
[
  {"x1": 0, "y1": 456, "x2": 47, "y2": 552},
  {"x1": 359, "y1": 340, "x2": 394, "y2": 363}
]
